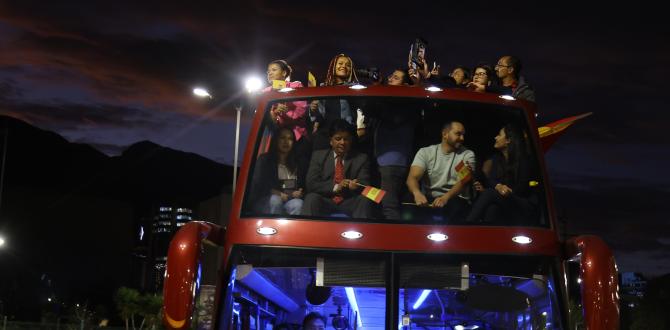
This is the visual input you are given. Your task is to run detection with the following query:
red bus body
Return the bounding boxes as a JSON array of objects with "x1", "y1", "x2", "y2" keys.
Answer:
[{"x1": 163, "y1": 86, "x2": 619, "y2": 330}]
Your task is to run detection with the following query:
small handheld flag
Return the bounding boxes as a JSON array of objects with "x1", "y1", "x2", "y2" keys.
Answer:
[
  {"x1": 454, "y1": 160, "x2": 472, "y2": 182},
  {"x1": 307, "y1": 71, "x2": 317, "y2": 87},
  {"x1": 272, "y1": 80, "x2": 286, "y2": 90},
  {"x1": 361, "y1": 185, "x2": 386, "y2": 204}
]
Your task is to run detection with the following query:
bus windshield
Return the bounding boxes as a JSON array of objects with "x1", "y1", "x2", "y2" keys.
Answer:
[
  {"x1": 218, "y1": 247, "x2": 563, "y2": 330},
  {"x1": 241, "y1": 96, "x2": 547, "y2": 227}
]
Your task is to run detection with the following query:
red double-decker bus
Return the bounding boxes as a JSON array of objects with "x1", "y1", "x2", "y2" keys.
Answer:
[{"x1": 162, "y1": 85, "x2": 619, "y2": 330}]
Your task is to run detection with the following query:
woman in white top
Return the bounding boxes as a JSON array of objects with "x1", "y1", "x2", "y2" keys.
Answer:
[{"x1": 249, "y1": 128, "x2": 306, "y2": 215}]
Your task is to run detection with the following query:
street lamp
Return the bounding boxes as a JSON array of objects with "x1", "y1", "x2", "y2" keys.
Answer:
[
  {"x1": 192, "y1": 87, "x2": 212, "y2": 98},
  {"x1": 192, "y1": 76, "x2": 264, "y2": 193}
]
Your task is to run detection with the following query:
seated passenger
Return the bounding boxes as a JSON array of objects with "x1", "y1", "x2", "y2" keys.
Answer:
[
  {"x1": 302, "y1": 119, "x2": 373, "y2": 219},
  {"x1": 466, "y1": 124, "x2": 537, "y2": 223},
  {"x1": 302, "y1": 312, "x2": 326, "y2": 330},
  {"x1": 406, "y1": 121, "x2": 476, "y2": 221},
  {"x1": 249, "y1": 128, "x2": 306, "y2": 215},
  {"x1": 263, "y1": 59, "x2": 308, "y2": 141}
]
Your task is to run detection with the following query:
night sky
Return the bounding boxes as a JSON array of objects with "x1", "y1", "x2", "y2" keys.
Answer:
[{"x1": 1, "y1": 1, "x2": 669, "y2": 275}]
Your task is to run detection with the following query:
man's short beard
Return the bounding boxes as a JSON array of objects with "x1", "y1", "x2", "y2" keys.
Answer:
[{"x1": 447, "y1": 138, "x2": 461, "y2": 149}]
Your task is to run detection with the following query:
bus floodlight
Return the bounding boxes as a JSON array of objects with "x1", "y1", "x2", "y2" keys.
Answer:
[
  {"x1": 256, "y1": 227, "x2": 277, "y2": 235},
  {"x1": 512, "y1": 235, "x2": 532, "y2": 244},
  {"x1": 341, "y1": 231, "x2": 363, "y2": 239},
  {"x1": 427, "y1": 233, "x2": 448, "y2": 241}
]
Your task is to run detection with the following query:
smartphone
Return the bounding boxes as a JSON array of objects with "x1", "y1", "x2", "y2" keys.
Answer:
[{"x1": 410, "y1": 38, "x2": 427, "y2": 67}]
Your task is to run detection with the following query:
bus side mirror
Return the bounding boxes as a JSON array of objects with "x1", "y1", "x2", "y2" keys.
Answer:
[
  {"x1": 163, "y1": 221, "x2": 225, "y2": 330},
  {"x1": 566, "y1": 235, "x2": 620, "y2": 330}
]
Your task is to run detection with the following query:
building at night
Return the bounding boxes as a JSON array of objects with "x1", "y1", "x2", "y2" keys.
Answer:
[
  {"x1": 620, "y1": 272, "x2": 647, "y2": 305},
  {"x1": 131, "y1": 206, "x2": 194, "y2": 293}
]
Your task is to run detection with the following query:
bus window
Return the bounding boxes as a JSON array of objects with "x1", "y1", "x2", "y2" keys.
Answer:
[
  {"x1": 218, "y1": 247, "x2": 388, "y2": 330},
  {"x1": 242, "y1": 96, "x2": 548, "y2": 227},
  {"x1": 397, "y1": 254, "x2": 563, "y2": 330}
]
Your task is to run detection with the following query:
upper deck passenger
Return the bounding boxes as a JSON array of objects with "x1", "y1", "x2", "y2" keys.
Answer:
[
  {"x1": 309, "y1": 54, "x2": 360, "y2": 150},
  {"x1": 360, "y1": 69, "x2": 417, "y2": 220},
  {"x1": 263, "y1": 59, "x2": 308, "y2": 141},
  {"x1": 472, "y1": 55, "x2": 535, "y2": 102}
]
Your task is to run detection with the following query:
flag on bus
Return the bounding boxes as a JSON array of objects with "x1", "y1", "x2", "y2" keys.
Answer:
[
  {"x1": 455, "y1": 160, "x2": 472, "y2": 182},
  {"x1": 538, "y1": 112, "x2": 592, "y2": 152},
  {"x1": 361, "y1": 185, "x2": 386, "y2": 204},
  {"x1": 307, "y1": 71, "x2": 317, "y2": 87}
]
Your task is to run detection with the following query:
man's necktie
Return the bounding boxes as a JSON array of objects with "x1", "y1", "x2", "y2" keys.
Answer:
[{"x1": 333, "y1": 156, "x2": 344, "y2": 204}]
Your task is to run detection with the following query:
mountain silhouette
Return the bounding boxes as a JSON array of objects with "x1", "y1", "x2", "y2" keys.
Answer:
[
  {"x1": 0, "y1": 115, "x2": 233, "y2": 321},
  {"x1": 0, "y1": 115, "x2": 233, "y2": 205}
]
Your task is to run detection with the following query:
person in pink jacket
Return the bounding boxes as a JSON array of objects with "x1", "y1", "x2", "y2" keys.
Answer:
[{"x1": 263, "y1": 60, "x2": 308, "y2": 141}]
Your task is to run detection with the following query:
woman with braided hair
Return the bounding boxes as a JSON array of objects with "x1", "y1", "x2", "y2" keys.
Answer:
[
  {"x1": 309, "y1": 54, "x2": 360, "y2": 150},
  {"x1": 323, "y1": 54, "x2": 359, "y2": 86},
  {"x1": 262, "y1": 59, "x2": 308, "y2": 141}
]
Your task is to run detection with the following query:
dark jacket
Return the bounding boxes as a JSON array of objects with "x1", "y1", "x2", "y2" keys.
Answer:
[
  {"x1": 306, "y1": 149, "x2": 370, "y2": 199},
  {"x1": 485, "y1": 153, "x2": 532, "y2": 197},
  {"x1": 512, "y1": 76, "x2": 535, "y2": 102},
  {"x1": 486, "y1": 76, "x2": 536, "y2": 102}
]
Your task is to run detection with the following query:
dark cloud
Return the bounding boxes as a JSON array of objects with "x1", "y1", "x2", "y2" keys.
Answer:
[
  {"x1": 552, "y1": 182, "x2": 670, "y2": 276},
  {"x1": 0, "y1": 102, "x2": 159, "y2": 130}
]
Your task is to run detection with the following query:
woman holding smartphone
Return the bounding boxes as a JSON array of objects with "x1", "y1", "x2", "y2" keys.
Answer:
[{"x1": 263, "y1": 60, "x2": 308, "y2": 141}]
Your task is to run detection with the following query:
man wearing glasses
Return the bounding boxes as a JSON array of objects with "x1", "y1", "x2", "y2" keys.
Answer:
[
  {"x1": 494, "y1": 55, "x2": 535, "y2": 102},
  {"x1": 472, "y1": 55, "x2": 536, "y2": 102}
]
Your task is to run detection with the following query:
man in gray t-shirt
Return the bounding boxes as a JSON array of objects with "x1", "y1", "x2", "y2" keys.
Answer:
[{"x1": 406, "y1": 121, "x2": 476, "y2": 219}]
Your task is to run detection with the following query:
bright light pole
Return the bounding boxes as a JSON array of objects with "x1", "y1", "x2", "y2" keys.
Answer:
[
  {"x1": 233, "y1": 77, "x2": 263, "y2": 191},
  {"x1": 192, "y1": 76, "x2": 263, "y2": 193}
]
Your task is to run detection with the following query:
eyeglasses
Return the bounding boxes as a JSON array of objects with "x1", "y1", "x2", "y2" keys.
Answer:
[
  {"x1": 473, "y1": 72, "x2": 488, "y2": 77},
  {"x1": 495, "y1": 63, "x2": 511, "y2": 68}
]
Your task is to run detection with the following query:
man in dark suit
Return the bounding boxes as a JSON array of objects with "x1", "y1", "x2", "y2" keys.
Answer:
[{"x1": 302, "y1": 119, "x2": 373, "y2": 218}]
